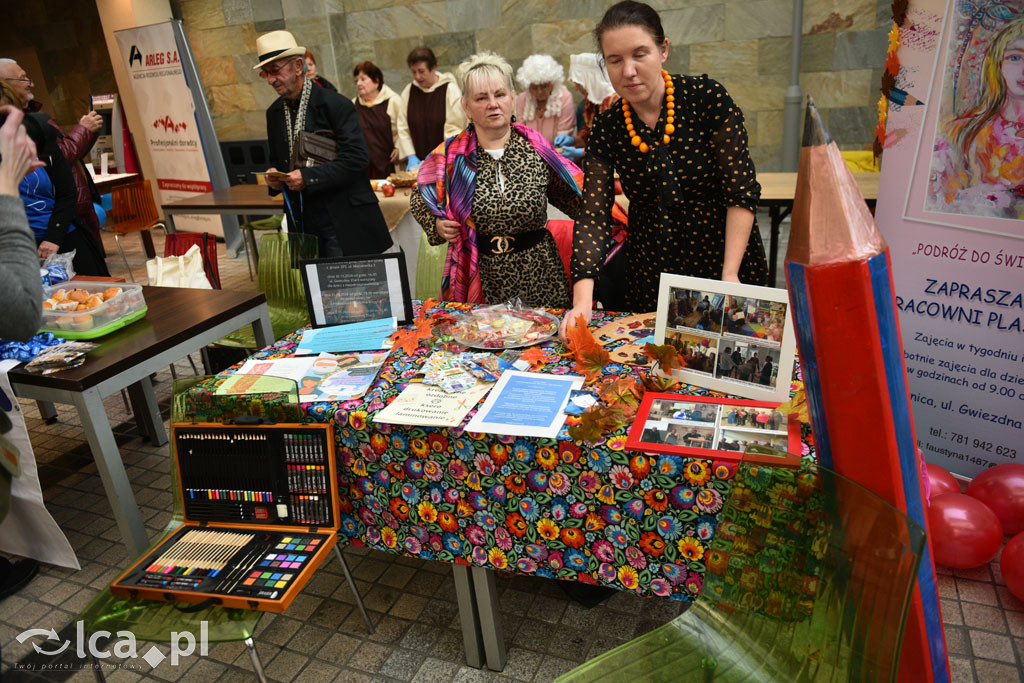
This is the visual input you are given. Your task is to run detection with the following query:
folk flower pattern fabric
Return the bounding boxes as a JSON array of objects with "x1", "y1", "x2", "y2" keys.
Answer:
[{"x1": 243, "y1": 302, "x2": 808, "y2": 602}]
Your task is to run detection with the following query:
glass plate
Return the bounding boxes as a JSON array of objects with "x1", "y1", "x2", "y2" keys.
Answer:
[{"x1": 450, "y1": 309, "x2": 560, "y2": 349}]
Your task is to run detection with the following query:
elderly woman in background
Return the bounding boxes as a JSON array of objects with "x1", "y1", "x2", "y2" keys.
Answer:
[
  {"x1": 304, "y1": 50, "x2": 336, "y2": 91},
  {"x1": 514, "y1": 54, "x2": 576, "y2": 147},
  {"x1": 397, "y1": 47, "x2": 467, "y2": 171},
  {"x1": 352, "y1": 61, "x2": 401, "y2": 179},
  {"x1": 410, "y1": 52, "x2": 582, "y2": 307},
  {"x1": 567, "y1": 53, "x2": 619, "y2": 154}
]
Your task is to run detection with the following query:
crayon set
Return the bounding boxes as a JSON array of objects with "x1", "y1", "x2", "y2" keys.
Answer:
[{"x1": 110, "y1": 423, "x2": 340, "y2": 612}]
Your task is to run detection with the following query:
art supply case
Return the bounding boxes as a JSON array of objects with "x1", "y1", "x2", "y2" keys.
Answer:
[{"x1": 110, "y1": 423, "x2": 339, "y2": 612}]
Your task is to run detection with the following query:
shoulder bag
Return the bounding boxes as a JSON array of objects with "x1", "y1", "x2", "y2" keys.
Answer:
[{"x1": 290, "y1": 129, "x2": 337, "y2": 170}]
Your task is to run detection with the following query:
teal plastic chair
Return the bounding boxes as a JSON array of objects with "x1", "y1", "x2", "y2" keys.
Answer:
[
  {"x1": 557, "y1": 462, "x2": 925, "y2": 682},
  {"x1": 415, "y1": 231, "x2": 447, "y2": 300},
  {"x1": 218, "y1": 232, "x2": 318, "y2": 348},
  {"x1": 240, "y1": 215, "x2": 284, "y2": 279}
]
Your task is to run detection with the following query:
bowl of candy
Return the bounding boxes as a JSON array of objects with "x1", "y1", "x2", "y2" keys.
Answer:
[{"x1": 449, "y1": 304, "x2": 559, "y2": 349}]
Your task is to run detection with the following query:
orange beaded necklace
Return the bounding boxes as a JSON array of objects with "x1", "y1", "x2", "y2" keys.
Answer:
[{"x1": 622, "y1": 70, "x2": 674, "y2": 153}]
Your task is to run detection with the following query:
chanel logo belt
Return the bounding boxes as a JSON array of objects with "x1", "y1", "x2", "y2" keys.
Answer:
[{"x1": 490, "y1": 235, "x2": 515, "y2": 254}]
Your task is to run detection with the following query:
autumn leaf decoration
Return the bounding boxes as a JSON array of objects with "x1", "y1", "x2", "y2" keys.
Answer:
[
  {"x1": 643, "y1": 342, "x2": 686, "y2": 373},
  {"x1": 776, "y1": 384, "x2": 811, "y2": 424},
  {"x1": 518, "y1": 346, "x2": 548, "y2": 369},
  {"x1": 565, "y1": 314, "x2": 609, "y2": 383},
  {"x1": 569, "y1": 376, "x2": 644, "y2": 444},
  {"x1": 568, "y1": 342, "x2": 686, "y2": 444},
  {"x1": 390, "y1": 297, "x2": 438, "y2": 355},
  {"x1": 598, "y1": 376, "x2": 643, "y2": 413}
]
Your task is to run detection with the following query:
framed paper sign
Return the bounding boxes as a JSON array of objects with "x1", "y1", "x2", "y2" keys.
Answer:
[
  {"x1": 301, "y1": 252, "x2": 413, "y2": 327},
  {"x1": 654, "y1": 274, "x2": 797, "y2": 402},
  {"x1": 625, "y1": 393, "x2": 802, "y2": 467}
]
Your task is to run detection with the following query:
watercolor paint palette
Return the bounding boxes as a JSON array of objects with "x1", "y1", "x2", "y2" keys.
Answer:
[{"x1": 110, "y1": 424, "x2": 340, "y2": 612}]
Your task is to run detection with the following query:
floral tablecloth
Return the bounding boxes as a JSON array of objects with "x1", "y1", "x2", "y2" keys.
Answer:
[{"x1": 241, "y1": 302, "x2": 809, "y2": 603}]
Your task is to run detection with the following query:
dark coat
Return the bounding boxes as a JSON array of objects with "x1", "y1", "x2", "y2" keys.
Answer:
[
  {"x1": 26, "y1": 101, "x2": 101, "y2": 239},
  {"x1": 266, "y1": 83, "x2": 392, "y2": 255},
  {"x1": 23, "y1": 113, "x2": 77, "y2": 246}
]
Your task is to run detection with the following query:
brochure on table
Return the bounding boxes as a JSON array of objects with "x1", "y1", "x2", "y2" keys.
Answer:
[
  {"x1": 654, "y1": 274, "x2": 798, "y2": 402},
  {"x1": 465, "y1": 370, "x2": 583, "y2": 439},
  {"x1": 218, "y1": 352, "x2": 388, "y2": 403},
  {"x1": 295, "y1": 318, "x2": 396, "y2": 355},
  {"x1": 373, "y1": 382, "x2": 493, "y2": 428}
]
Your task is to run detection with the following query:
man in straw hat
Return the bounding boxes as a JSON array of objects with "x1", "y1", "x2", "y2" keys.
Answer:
[{"x1": 257, "y1": 30, "x2": 391, "y2": 256}]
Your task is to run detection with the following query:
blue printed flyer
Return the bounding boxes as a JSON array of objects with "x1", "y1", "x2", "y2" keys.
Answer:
[{"x1": 465, "y1": 370, "x2": 583, "y2": 438}]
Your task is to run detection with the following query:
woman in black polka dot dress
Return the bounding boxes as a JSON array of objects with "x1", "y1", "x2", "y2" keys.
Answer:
[{"x1": 560, "y1": 0, "x2": 768, "y2": 337}]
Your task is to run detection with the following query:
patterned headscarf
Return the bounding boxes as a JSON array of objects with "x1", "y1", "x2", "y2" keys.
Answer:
[{"x1": 416, "y1": 123, "x2": 583, "y2": 303}]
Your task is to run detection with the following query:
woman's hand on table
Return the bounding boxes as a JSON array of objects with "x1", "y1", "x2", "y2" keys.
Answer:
[
  {"x1": 560, "y1": 278, "x2": 595, "y2": 343},
  {"x1": 559, "y1": 304, "x2": 593, "y2": 343},
  {"x1": 436, "y1": 218, "x2": 461, "y2": 242}
]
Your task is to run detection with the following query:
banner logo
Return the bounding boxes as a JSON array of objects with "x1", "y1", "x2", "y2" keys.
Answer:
[
  {"x1": 153, "y1": 115, "x2": 188, "y2": 133},
  {"x1": 128, "y1": 45, "x2": 143, "y2": 68}
]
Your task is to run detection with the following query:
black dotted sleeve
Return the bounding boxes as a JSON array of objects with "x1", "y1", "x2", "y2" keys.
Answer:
[
  {"x1": 700, "y1": 76, "x2": 760, "y2": 212},
  {"x1": 546, "y1": 165, "x2": 582, "y2": 219},
  {"x1": 570, "y1": 110, "x2": 618, "y2": 281}
]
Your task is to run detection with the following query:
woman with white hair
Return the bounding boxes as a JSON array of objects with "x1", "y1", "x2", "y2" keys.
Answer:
[
  {"x1": 567, "y1": 52, "x2": 619, "y2": 150},
  {"x1": 410, "y1": 52, "x2": 582, "y2": 307},
  {"x1": 513, "y1": 54, "x2": 576, "y2": 147}
]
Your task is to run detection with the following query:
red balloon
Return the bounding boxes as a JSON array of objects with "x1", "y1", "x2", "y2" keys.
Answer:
[
  {"x1": 966, "y1": 464, "x2": 1024, "y2": 536},
  {"x1": 1002, "y1": 533, "x2": 1024, "y2": 602},
  {"x1": 928, "y1": 493, "x2": 1004, "y2": 569},
  {"x1": 926, "y1": 463, "x2": 961, "y2": 500}
]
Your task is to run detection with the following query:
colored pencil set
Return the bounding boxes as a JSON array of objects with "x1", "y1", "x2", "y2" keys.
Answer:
[
  {"x1": 175, "y1": 425, "x2": 332, "y2": 525},
  {"x1": 111, "y1": 423, "x2": 341, "y2": 612}
]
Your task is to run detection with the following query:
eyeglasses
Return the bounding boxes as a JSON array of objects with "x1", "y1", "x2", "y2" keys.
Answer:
[
  {"x1": 4, "y1": 77, "x2": 33, "y2": 86},
  {"x1": 258, "y1": 61, "x2": 295, "y2": 79}
]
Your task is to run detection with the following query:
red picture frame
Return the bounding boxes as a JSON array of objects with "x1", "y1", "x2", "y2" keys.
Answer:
[{"x1": 625, "y1": 393, "x2": 803, "y2": 467}]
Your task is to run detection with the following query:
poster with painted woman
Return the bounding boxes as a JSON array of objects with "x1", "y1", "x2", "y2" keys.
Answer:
[
  {"x1": 906, "y1": 0, "x2": 1024, "y2": 237},
  {"x1": 877, "y1": 0, "x2": 1024, "y2": 478}
]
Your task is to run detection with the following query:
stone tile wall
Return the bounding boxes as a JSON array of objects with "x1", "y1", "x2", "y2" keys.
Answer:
[
  {"x1": 1, "y1": 3, "x2": 118, "y2": 131},
  {"x1": 173, "y1": 0, "x2": 893, "y2": 170}
]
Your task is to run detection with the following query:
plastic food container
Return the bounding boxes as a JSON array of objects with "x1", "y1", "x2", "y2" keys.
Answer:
[{"x1": 39, "y1": 282, "x2": 148, "y2": 340}]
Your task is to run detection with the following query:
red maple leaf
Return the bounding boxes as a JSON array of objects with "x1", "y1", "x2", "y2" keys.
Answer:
[
  {"x1": 390, "y1": 298, "x2": 439, "y2": 354},
  {"x1": 519, "y1": 346, "x2": 548, "y2": 368},
  {"x1": 566, "y1": 314, "x2": 609, "y2": 383}
]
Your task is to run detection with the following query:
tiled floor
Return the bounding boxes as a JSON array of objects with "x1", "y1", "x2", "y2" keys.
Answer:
[{"x1": 1, "y1": 220, "x2": 1023, "y2": 682}]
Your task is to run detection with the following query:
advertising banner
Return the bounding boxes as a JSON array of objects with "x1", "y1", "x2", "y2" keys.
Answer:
[
  {"x1": 876, "y1": 0, "x2": 1023, "y2": 477},
  {"x1": 114, "y1": 22, "x2": 221, "y2": 236}
]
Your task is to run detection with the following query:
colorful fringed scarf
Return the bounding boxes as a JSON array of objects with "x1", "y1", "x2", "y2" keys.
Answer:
[{"x1": 416, "y1": 123, "x2": 583, "y2": 303}]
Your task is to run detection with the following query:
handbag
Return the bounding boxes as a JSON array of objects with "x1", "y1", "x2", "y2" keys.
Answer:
[
  {"x1": 289, "y1": 129, "x2": 337, "y2": 170},
  {"x1": 145, "y1": 245, "x2": 213, "y2": 289}
]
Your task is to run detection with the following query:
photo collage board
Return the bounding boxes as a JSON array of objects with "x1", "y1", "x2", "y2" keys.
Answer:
[
  {"x1": 654, "y1": 275, "x2": 798, "y2": 402},
  {"x1": 626, "y1": 393, "x2": 802, "y2": 465}
]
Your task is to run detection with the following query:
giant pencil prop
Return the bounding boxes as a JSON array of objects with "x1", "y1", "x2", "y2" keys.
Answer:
[{"x1": 785, "y1": 101, "x2": 949, "y2": 681}]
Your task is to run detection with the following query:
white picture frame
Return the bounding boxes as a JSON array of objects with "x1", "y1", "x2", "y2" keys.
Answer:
[{"x1": 653, "y1": 274, "x2": 798, "y2": 402}]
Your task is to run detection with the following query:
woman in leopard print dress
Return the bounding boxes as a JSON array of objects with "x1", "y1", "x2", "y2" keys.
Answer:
[{"x1": 411, "y1": 52, "x2": 582, "y2": 308}]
